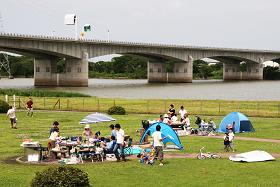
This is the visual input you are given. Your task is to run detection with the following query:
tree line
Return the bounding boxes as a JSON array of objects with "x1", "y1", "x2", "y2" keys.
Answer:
[{"x1": 1, "y1": 54, "x2": 279, "y2": 80}]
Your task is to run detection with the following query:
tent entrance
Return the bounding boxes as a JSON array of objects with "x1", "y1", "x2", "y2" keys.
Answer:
[{"x1": 240, "y1": 121, "x2": 255, "y2": 132}]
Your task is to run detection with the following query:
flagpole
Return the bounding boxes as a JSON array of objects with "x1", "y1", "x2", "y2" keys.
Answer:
[
  {"x1": 75, "y1": 15, "x2": 78, "y2": 40},
  {"x1": 107, "y1": 29, "x2": 110, "y2": 42}
]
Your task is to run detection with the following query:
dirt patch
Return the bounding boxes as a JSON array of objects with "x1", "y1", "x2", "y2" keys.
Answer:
[{"x1": 2, "y1": 156, "x2": 20, "y2": 165}]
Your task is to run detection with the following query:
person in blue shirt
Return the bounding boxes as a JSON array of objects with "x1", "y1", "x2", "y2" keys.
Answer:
[
  {"x1": 105, "y1": 136, "x2": 116, "y2": 154},
  {"x1": 109, "y1": 124, "x2": 117, "y2": 138}
]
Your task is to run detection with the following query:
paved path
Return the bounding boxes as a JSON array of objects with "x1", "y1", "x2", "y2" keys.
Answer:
[
  {"x1": 163, "y1": 153, "x2": 280, "y2": 159},
  {"x1": 190, "y1": 134, "x2": 280, "y2": 143}
]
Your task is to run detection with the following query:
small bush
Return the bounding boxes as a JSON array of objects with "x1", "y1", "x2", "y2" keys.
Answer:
[
  {"x1": 0, "y1": 100, "x2": 10, "y2": 113},
  {"x1": 108, "y1": 105, "x2": 126, "y2": 115},
  {"x1": 31, "y1": 166, "x2": 90, "y2": 187}
]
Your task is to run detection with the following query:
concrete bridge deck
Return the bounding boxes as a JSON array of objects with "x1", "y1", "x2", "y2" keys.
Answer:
[{"x1": 1, "y1": 33, "x2": 280, "y2": 86}]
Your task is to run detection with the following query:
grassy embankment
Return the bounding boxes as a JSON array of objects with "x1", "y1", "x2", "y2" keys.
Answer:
[
  {"x1": 1, "y1": 88, "x2": 279, "y2": 118},
  {"x1": 0, "y1": 111, "x2": 280, "y2": 186}
]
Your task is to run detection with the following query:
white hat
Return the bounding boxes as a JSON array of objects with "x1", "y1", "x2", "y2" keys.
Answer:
[
  {"x1": 164, "y1": 114, "x2": 169, "y2": 118},
  {"x1": 84, "y1": 124, "x2": 90, "y2": 129}
]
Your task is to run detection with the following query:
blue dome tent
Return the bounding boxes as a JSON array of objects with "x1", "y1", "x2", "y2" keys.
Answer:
[
  {"x1": 218, "y1": 112, "x2": 255, "y2": 133},
  {"x1": 139, "y1": 122, "x2": 183, "y2": 149}
]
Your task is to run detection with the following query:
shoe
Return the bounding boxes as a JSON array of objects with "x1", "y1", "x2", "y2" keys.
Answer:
[
  {"x1": 122, "y1": 159, "x2": 127, "y2": 162},
  {"x1": 13, "y1": 127, "x2": 17, "y2": 129},
  {"x1": 159, "y1": 163, "x2": 164, "y2": 166}
]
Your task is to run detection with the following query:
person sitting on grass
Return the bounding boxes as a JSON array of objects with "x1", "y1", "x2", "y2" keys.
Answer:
[
  {"x1": 50, "y1": 121, "x2": 59, "y2": 135},
  {"x1": 158, "y1": 115, "x2": 164, "y2": 122},
  {"x1": 105, "y1": 136, "x2": 116, "y2": 154},
  {"x1": 100, "y1": 137, "x2": 107, "y2": 149},
  {"x1": 82, "y1": 125, "x2": 93, "y2": 141},
  {"x1": 163, "y1": 114, "x2": 172, "y2": 125},
  {"x1": 48, "y1": 127, "x2": 60, "y2": 157},
  {"x1": 182, "y1": 113, "x2": 191, "y2": 130}
]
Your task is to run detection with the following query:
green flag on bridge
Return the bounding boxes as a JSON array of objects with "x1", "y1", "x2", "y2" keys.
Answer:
[{"x1": 84, "y1": 24, "x2": 91, "y2": 32}]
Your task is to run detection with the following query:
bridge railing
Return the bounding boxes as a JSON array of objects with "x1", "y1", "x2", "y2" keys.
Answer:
[{"x1": 5, "y1": 96, "x2": 280, "y2": 118}]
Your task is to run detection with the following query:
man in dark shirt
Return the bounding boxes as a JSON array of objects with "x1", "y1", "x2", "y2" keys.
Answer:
[
  {"x1": 50, "y1": 121, "x2": 60, "y2": 135},
  {"x1": 168, "y1": 104, "x2": 176, "y2": 117}
]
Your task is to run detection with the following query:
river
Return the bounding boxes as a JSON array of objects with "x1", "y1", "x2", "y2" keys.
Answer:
[{"x1": 0, "y1": 78, "x2": 279, "y2": 100}]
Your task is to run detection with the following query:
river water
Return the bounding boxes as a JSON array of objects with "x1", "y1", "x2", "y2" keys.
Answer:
[{"x1": 0, "y1": 78, "x2": 279, "y2": 100}]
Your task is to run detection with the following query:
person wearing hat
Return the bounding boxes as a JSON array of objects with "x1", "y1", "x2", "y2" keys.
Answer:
[
  {"x1": 82, "y1": 124, "x2": 93, "y2": 141},
  {"x1": 163, "y1": 114, "x2": 172, "y2": 125}
]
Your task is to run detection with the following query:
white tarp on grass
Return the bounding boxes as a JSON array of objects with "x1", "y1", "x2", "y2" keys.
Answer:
[{"x1": 229, "y1": 150, "x2": 275, "y2": 162}]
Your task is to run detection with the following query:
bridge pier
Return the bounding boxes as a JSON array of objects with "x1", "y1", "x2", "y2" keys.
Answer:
[
  {"x1": 148, "y1": 56, "x2": 193, "y2": 83},
  {"x1": 223, "y1": 62, "x2": 263, "y2": 80},
  {"x1": 34, "y1": 58, "x2": 58, "y2": 86},
  {"x1": 147, "y1": 62, "x2": 167, "y2": 83},
  {"x1": 168, "y1": 61, "x2": 193, "y2": 83},
  {"x1": 58, "y1": 53, "x2": 88, "y2": 86},
  {"x1": 241, "y1": 63, "x2": 263, "y2": 80},
  {"x1": 223, "y1": 63, "x2": 241, "y2": 80},
  {"x1": 34, "y1": 52, "x2": 88, "y2": 87}
]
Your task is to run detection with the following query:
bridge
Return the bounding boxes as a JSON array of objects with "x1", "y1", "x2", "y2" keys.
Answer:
[{"x1": 1, "y1": 33, "x2": 280, "y2": 86}]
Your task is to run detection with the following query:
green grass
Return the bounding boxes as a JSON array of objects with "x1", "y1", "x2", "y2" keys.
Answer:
[
  {"x1": 1, "y1": 159, "x2": 280, "y2": 187},
  {"x1": 0, "y1": 111, "x2": 280, "y2": 186},
  {"x1": 2, "y1": 96, "x2": 280, "y2": 118}
]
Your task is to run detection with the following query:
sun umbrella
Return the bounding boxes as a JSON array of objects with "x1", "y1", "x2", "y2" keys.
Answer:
[{"x1": 80, "y1": 113, "x2": 116, "y2": 124}]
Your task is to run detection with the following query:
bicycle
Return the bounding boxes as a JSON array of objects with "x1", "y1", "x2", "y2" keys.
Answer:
[{"x1": 197, "y1": 147, "x2": 221, "y2": 159}]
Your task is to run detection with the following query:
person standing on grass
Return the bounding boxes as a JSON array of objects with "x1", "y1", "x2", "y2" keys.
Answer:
[
  {"x1": 228, "y1": 129, "x2": 235, "y2": 152},
  {"x1": 7, "y1": 106, "x2": 17, "y2": 129},
  {"x1": 26, "y1": 97, "x2": 34, "y2": 117},
  {"x1": 113, "y1": 123, "x2": 126, "y2": 161},
  {"x1": 223, "y1": 132, "x2": 230, "y2": 152},
  {"x1": 152, "y1": 125, "x2": 166, "y2": 166}
]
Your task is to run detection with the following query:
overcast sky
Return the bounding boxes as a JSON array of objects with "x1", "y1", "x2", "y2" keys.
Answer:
[{"x1": 1, "y1": 0, "x2": 280, "y2": 51}]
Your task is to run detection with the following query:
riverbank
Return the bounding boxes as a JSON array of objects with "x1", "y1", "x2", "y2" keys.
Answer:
[{"x1": 1, "y1": 78, "x2": 280, "y2": 100}]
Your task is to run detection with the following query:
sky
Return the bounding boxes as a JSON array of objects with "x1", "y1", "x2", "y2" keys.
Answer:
[{"x1": 1, "y1": 0, "x2": 280, "y2": 52}]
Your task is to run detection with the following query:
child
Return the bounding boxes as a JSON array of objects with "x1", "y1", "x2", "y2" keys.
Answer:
[
  {"x1": 152, "y1": 125, "x2": 166, "y2": 166},
  {"x1": 223, "y1": 132, "x2": 230, "y2": 152},
  {"x1": 228, "y1": 130, "x2": 235, "y2": 152}
]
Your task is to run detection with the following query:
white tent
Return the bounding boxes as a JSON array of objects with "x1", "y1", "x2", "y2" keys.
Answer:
[{"x1": 229, "y1": 150, "x2": 275, "y2": 162}]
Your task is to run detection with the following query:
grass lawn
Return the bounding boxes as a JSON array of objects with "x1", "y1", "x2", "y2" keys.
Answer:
[
  {"x1": 0, "y1": 111, "x2": 279, "y2": 187},
  {"x1": 3, "y1": 95, "x2": 280, "y2": 118}
]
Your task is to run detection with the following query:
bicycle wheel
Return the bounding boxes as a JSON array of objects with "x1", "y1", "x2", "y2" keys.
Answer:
[
  {"x1": 211, "y1": 154, "x2": 221, "y2": 159},
  {"x1": 197, "y1": 155, "x2": 206, "y2": 159}
]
